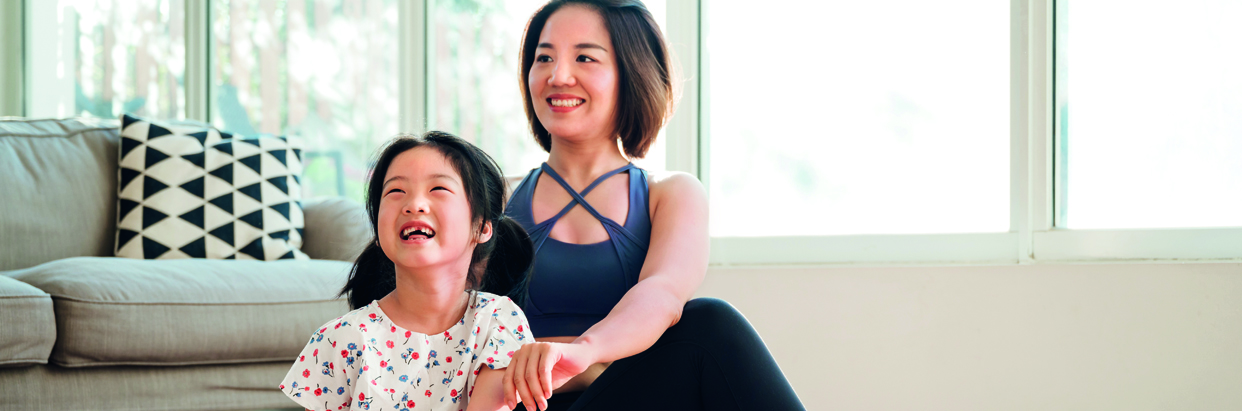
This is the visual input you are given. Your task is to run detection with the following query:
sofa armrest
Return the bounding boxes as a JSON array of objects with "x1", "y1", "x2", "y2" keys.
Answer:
[{"x1": 301, "y1": 197, "x2": 370, "y2": 262}]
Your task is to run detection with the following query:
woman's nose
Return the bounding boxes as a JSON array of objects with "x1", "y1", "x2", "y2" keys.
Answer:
[{"x1": 548, "y1": 63, "x2": 576, "y2": 87}]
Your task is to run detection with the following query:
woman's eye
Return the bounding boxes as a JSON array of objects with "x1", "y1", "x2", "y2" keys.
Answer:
[
  {"x1": 536, "y1": 55, "x2": 552, "y2": 63},
  {"x1": 576, "y1": 55, "x2": 596, "y2": 63}
]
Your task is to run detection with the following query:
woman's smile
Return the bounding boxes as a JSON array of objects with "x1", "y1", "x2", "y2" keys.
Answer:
[{"x1": 547, "y1": 93, "x2": 586, "y2": 112}]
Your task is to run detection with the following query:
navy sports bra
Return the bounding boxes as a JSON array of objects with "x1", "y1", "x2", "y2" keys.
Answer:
[{"x1": 504, "y1": 162, "x2": 651, "y2": 338}]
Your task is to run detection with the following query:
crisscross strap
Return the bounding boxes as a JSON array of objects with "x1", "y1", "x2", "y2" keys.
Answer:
[{"x1": 532, "y1": 163, "x2": 647, "y2": 248}]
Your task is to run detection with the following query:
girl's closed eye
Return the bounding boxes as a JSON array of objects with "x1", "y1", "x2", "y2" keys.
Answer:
[
  {"x1": 431, "y1": 186, "x2": 450, "y2": 193},
  {"x1": 386, "y1": 188, "x2": 405, "y2": 196}
]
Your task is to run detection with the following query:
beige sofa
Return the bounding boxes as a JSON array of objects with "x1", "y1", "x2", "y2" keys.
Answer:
[{"x1": 0, "y1": 117, "x2": 371, "y2": 410}]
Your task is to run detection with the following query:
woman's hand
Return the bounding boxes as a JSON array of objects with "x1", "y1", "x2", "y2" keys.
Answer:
[{"x1": 502, "y1": 341, "x2": 597, "y2": 411}]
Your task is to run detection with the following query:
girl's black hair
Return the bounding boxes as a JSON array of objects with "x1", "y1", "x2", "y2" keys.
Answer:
[{"x1": 340, "y1": 131, "x2": 534, "y2": 310}]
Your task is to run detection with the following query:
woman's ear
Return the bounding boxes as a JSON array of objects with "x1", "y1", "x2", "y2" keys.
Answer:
[{"x1": 476, "y1": 220, "x2": 494, "y2": 244}]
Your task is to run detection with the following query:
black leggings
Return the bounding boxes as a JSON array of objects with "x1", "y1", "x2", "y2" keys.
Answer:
[{"x1": 515, "y1": 298, "x2": 805, "y2": 411}]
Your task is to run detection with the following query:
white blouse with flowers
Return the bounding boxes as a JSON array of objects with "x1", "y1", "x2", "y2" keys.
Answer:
[{"x1": 280, "y1": 291, "x2": 531, "y2": 411}]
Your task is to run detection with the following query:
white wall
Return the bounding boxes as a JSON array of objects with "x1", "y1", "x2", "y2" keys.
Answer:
[{"x1": 697, "y1": 262, "x2": 1242, "y2": 410}]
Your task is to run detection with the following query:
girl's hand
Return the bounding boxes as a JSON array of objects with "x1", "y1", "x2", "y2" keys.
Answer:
[{"x1": 502, "y1": 341, "x2": 596, "y2": 411}]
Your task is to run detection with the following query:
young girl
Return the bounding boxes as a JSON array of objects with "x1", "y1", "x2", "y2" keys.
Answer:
[{"x1": 280, "y1": 131, "x2": 534, "y2": 411}]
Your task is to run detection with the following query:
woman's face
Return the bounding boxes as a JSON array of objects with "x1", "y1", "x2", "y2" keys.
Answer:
[
  {"x1": 528, "y1": 5, "x2": 619, "y2": 144},
  {"x1": 377, "y1": 147, "x2": 489, "y2": 275}
]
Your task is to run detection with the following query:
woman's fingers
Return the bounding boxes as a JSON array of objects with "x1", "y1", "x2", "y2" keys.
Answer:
[
  {"x1": 502, "y1": 350, "x2": 520, "y2": 409},
  {"x1": 541, "y1": 348, "x2": 554, "y2": 400},
  {"x1": 526, "y1": 346, "x2": 548, "y2": 410},
  {"x1": 514, "y1": 345, "x2": 539, "y2": 409}
]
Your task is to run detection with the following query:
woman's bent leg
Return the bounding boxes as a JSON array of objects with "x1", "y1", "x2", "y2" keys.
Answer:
[{"x1": 555, "y1": 298, "x2": 805, "y2": 411}]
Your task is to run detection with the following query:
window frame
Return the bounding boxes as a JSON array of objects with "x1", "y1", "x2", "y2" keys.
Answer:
[{"x1": 10, "y1": 0, "x2": 1240, "y2": 265}]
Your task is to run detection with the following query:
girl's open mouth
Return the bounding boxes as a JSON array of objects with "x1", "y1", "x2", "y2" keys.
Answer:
[{"x1": 399, "y1": 222, "x2": 436, "y2": 241}]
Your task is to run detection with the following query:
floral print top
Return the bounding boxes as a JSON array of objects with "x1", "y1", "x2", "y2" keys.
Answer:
[{"x1": 280, "y1": 291, "x2": 530, "y2": 411}]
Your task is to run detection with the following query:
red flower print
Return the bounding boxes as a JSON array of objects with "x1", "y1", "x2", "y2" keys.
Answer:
[
  {"x1": 444, "y1": 331, "x2": 451, "y2": 338},
  {"x1": 457, "y1": 370, "x2": 463, "y2": 376},
  {"x1": 329, "y1": 363, "x2": 335, "y2": 370},
  {"x1": 302, "y1": 369, "x2": 310, "y2": 378},
  {"x1": 369, "y1": 313, "x2": 377, "y2": 319},
  {"x1": 380, "y1": 360, "x2": 387, "y2": 368},
  {"x1": 517, "y1": 325, "x2": 524, "y2": 332},
  {"x1": 279, "y1": 384, "x2": 285, "y2": 389},
  {"x1": 377, "y1": 351, "x2": 383, "y2": 356},
  {"x1": 473, "y1": 368, "x2": 480, "y2": 375},
  {"x1": 299, "y1": 355, "x2": 305, "y2": 362},
  {"x1": 315, "y1": 388, "x2": 322, "y2": 396},
  {"x1": 320, "y1": 327, "x2": 327, "y2": 333},
  {"x1": 335, "y1": 322, "x2": 341, "y2": 329},
  {"x1": 487, "y1": 357, "x2": 494, "y2": 363},
  {"x1": 446, "y1": 356, "x2": 452, "y2": 363},
  {"x1": 498, "y1": 326, "x2": 505, "y2": 331},
  {"x1": 331, "y1": 341, "x2": 337, "y2": 347},
  {"x1": 407, "y1": 400, "x2": 416, "y2": 408},
  {"x1": 391, "y1": 326, "x2": 397, "y2": 333},
  {"x1": 386, "y1": 340, "x2": 394, "y2": 349},
  {"x1": 363, "y1": 365, "x2": 369, "y2": 371},
  {"x1": 405, "y1": 331, "x2": 412, "y2": 338},
  {"x1": 507, "y1": 351, "x2": 514, "y2": 358},
  {"x1": 313, "y1": 349, "x2": 319, "y2": 357},
  {"x1": 412, "y1": 352, "x2": 420, "y2": 360},
  {"x1": 341, "y1": 350, "x2": 348, "y2": 358},
  {"x1": 359, "y1": 393, "x2": 365, "y2": 401},
  {"x1": 425, "y1": 390, "x2": 432, "y2": 397},
  {"x1": 451, "y1": 389, "x2": 458, "y2": 397}
]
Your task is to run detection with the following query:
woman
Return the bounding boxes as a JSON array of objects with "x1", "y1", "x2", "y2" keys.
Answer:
[{"x1": 501, "y1": 1, "x2": 804, "y2": 410}]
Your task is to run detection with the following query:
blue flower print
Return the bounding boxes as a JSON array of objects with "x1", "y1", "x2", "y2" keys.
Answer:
[
  {"x1": 399, "y1": 374, "x2": 408, "y2": 382},
  {"x1": 337, "y1": 387, "x2": 346, "y2": 395},
  {"x1": 291, "y1": 381, "x2": 298, "y2": 389},
  {"x1": 348, "y1": 343, "x2": 357, "y2": 351},
  {"x1": 346, "y1": 356, "x2": 355, "y2": 366},
  {"x1": 429, "y1": 350, "x2": 437, "y2": 358}
]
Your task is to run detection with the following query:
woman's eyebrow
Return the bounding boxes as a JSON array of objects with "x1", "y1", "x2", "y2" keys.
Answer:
[{"x1": 537, "y1": 42, "x2": 608, "y2": 52}]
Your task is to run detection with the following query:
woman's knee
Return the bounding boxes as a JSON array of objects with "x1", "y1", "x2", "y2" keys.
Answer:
[{"x1": 680, "y1": 298, "x2": 747, "y2": 330}]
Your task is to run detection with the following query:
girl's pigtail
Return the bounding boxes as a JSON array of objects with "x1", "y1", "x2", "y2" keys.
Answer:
[
  {"x1": 341, "y1": 240, "x2": 396, "y2": 310},
  {"x1": 478, "y1": 215, "x2": 534, "y2": 306}
]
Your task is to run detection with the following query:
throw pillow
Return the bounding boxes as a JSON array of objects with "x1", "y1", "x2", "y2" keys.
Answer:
[{"x1": 116, "y1": 114, "x2": 308, "y2": 260}]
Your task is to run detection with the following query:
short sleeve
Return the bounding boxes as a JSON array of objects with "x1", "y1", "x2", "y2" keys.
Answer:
[
  {"x1": 279, "y1": 323, "x2": 358, "y2": 411},
  {"x1": 477, "y1": 297, "x2": 532, "y2": 371}
]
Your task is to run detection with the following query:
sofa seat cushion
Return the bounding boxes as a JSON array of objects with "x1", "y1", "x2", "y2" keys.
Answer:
[
  {"x1": 6, "y1": 257, "x2": 353, "y2": 368},
  {"x1": 0, "y1": 276, "x2": 56, "y2": 367}
]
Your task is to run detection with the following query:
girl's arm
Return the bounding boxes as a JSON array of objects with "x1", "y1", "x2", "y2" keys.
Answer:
[
  {"x1": 504, "y1": 172, "x2": 709, "y2": 410},
  {"x1": 466, "y1": 367, "x2": 513, "y2": 411}
]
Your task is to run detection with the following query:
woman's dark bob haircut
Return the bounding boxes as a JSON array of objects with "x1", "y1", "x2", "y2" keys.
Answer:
[{"x1": 519, "y1": 0, "x2": 674, "y2": 159}]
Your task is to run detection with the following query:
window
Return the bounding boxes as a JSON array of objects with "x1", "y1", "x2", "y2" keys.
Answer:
[
  {"x1": 1054, "y1": 0, "x2": 1242, "y2": 230},
  {"x1": 212, "y1": 0, "x2": 399, "y2": 200},
  {"x1": 43, "y1": 0, "x2": 186, "y2": 119},
  {"x1": 13, "y1": 0, "x2": 1240, "y2": 264},
  {"x1": 705, "y1": 1, "x2": 1010, "y2": 237}
]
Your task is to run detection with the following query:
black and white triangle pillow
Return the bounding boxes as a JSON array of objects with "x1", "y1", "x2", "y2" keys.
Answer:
[{"x1": 115, "y1": 114, "x2": 308, "y2": 260}]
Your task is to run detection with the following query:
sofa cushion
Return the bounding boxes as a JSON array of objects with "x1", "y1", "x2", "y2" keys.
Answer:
[
  {"x1": 301, "y1": 197, "x2": 370, "y2": 262},
  {"x1": 0, "y1": 276, "x2": 56, "y2": 367},
  {"x1": 116, "y1": 114, "x2": 309, "y2": 260},
  {"x1": 0, "y1": 118, "x2": 120, "y2": 271},
  {"x1": 6, "y1": 257, "x2": 352, "y2": 367}
]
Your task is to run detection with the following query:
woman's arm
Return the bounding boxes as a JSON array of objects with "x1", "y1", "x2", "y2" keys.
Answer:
[
  {"x1": 504, "y1": 172, "x2": 709, "y2": 410},
  {"x1": 466, "y1": 367, "x2": 513, "y2": 411},
  {"x1": 574, "y1": 171, "x2": 709, "y2": 358}
]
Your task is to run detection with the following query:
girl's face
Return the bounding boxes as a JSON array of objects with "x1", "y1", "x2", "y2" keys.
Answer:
[
  {"x1": 528, "y1": 5, "x2": 619, "y2": 144},
  {"x1": 377, "y1": 146, "x2": 490, "y2": 276}
]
